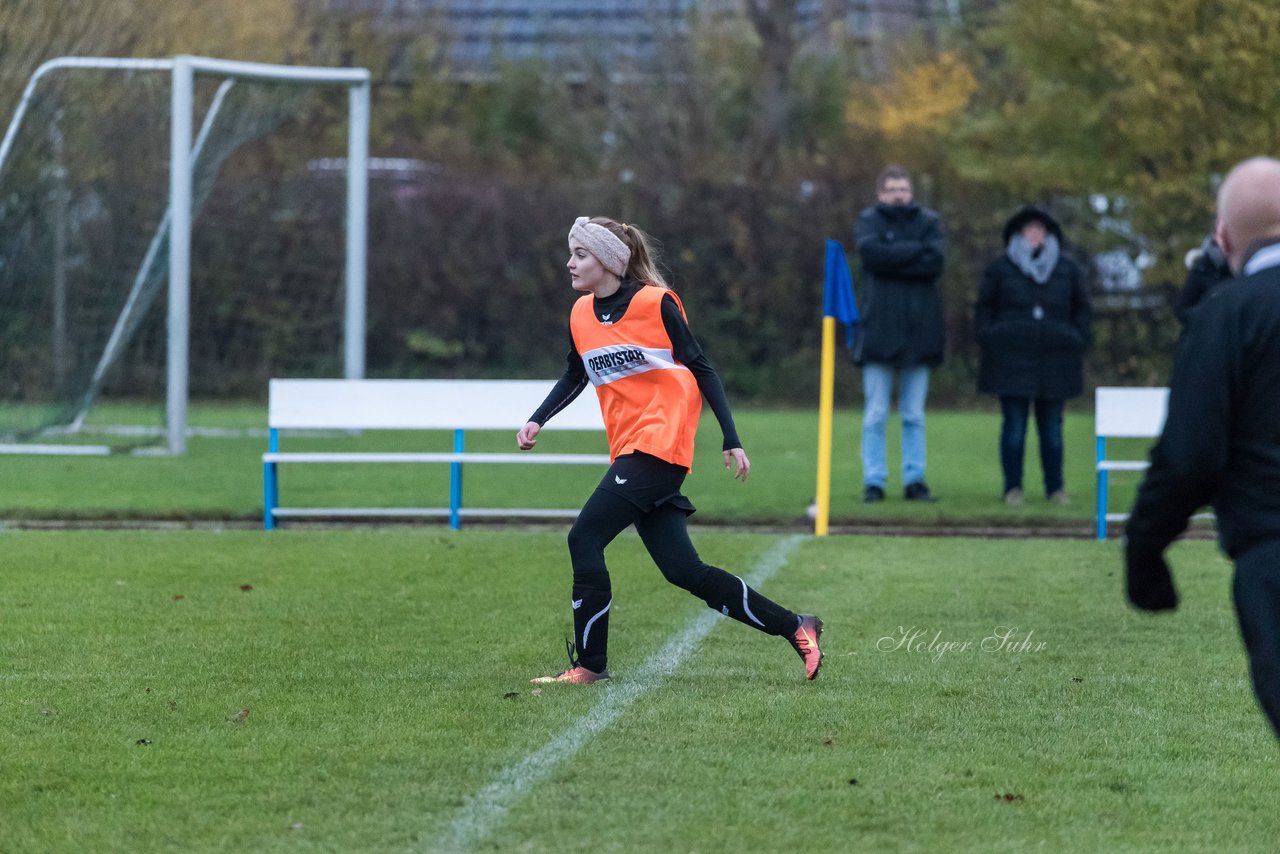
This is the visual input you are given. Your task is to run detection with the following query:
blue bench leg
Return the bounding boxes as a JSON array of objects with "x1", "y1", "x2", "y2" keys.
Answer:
[
  {"x1": 265, "y1": 428, "x2": 280, "y2": 531},
  {"x1": 1096, "y1": 436, "x2": 1107, "y2": 541},
  {"x1": 450, "y1": 429, "x2": 464, "y2": 530},
  {"x1": 264, "y1": 462, "x2": 278, "y2": 530}
]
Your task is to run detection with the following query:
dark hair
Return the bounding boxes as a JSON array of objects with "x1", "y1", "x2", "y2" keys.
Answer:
[
  {"x1": 877, "y1": 165, "x2": 912, "y2": 189},
  {"x1": 589, "y1": 216, "x2": 668, "y2": 289}
]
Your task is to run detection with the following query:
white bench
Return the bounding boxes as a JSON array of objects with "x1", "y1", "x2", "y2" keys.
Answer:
[
  {"x1": 1095, "y1": 386, "x2": 1168, "y2": 540},
  {"x1": 263, "y1": 379, "x2": 608, "y2": 530}
]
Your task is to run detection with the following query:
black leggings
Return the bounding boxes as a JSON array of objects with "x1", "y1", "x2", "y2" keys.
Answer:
[{"x1": 563, "y1": 455, "x2": 796, "y2": 672}]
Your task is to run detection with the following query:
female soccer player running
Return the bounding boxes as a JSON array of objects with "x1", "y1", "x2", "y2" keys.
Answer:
[{"x1": 517, "y1": 216, "x2": 823, "y2": 684}]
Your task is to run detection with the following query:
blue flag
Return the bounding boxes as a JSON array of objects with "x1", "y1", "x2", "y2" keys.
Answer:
[{"x1": 822, "y1": 239, "x2": 858, "y2": 348}]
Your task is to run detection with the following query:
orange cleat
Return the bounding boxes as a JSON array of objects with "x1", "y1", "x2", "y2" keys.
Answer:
[
  {"x1": 787, "y1": 614, "x2": 824, "y2": 680},
  {"x1": 533, "y1": 638, "x2": 609, "y2": 684},
  {"x1": 531, "y1": 665, "x2": 609, "y2": 684}
]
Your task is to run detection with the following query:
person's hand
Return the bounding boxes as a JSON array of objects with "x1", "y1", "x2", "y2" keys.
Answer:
[
  {"x1": 516, "y1": 421, "x2": 541, "y2": 450},
  {"x1": 1124, "y1": 540, "x2": 1179, "y2": 612},
  {"x1": 724, "y1": 447, "x2": 750, "y2": 482}
]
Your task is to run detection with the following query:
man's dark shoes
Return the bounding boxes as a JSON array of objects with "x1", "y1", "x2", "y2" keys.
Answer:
[
  {"x1": 904, "y1": 481, "x2": 936, "y2": 502},
  {"x1": 863, "y1": 485, "x2": 885, "y2": 503}
]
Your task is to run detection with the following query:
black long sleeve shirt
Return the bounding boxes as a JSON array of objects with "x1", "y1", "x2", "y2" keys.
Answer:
[
  {"x1": 1127, "y1": 246, "x2": 1280, "y2": 558},
  {"x1": 528, "y1": 280, "x2": 742, "y2": 451}
]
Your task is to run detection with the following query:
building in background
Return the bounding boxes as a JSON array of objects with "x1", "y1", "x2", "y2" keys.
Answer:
[{"x1": 328, "y1": 0, "x2": 964, "y2": 79}]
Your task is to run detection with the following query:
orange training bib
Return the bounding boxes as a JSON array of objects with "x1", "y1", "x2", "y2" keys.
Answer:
[{"x1": 571, "y1": 285, "x2": 702, "y2": 469}]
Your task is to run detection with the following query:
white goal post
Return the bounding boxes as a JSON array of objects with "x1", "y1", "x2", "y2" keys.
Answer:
[{"x1": 0, "y1": 55, "x2": 371, "y2": 455}]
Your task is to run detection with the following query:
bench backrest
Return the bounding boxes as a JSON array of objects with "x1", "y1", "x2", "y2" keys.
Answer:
[
  {"x1": 268, "y1": 379, "x2": 605, "y2": 431},
  {"x1": 1095, "y1": 386, "x2": 1169, "y2": 438}
]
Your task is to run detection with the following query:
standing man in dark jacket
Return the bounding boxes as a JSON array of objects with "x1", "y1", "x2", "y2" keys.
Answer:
[
  {"x1": 1126, "y1": 156, "x2": 1280, "y2": 740},
  {"x1": 976, "y1": 206, "x2": 1091, "y2": 506},
  {"x1": 853, "y1": 165, "x2": 946, "y2": 502}
]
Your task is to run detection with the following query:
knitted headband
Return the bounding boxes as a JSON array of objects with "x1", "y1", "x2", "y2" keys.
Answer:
[{"x1": 568, "y1": 216, "x2": 631, "y2": 277}]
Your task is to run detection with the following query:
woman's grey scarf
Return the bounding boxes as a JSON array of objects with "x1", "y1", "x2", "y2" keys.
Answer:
[{"x1": 1007, "y1": 233, "x2": 1060, "y2": 284}]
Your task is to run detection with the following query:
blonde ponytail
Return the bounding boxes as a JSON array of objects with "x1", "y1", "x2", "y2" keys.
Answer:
[{"x1": 590, "y1": 217, "x2": 669, "y2": 289}]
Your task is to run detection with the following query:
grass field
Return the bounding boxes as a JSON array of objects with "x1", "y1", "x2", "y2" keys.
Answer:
[
  {"x1": 3, "y1": 528, "x2": 1277, "y2": 852},
  {"x1": 0, "y1": 402, "x2": 1158, "y2": 530}
]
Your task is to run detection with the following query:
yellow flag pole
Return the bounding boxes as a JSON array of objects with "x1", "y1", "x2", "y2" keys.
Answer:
[{"x1": 815, "y1": 315, "x2": 837, "y2": 536}]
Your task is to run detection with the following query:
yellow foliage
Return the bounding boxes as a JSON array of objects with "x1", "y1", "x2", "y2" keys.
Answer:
[
  {"x1": 104, "y1": 0, "x2": 310, "y2": 63},
  {"x1": 953, "y1": 0, "x2": 1280, "y2": 279},
  {"x1": 851, "y1": 52, "x2": 978, "y2": 141},
  {"x1": 1, "y1": 0, "x2": 333, "y2": 124},
  {"x1": 0, "y1": 0, "x2": 310, "y2": 69}
]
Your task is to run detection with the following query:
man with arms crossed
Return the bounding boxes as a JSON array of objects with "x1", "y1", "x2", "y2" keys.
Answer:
[{"x1": 853, "y1": 165, "x2": 946, "y2": 503}]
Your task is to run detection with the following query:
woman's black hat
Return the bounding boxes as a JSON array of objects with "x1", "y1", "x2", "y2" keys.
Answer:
[{"x1": 1002, "y1": 205, "x2": 1064, "y2": 245}]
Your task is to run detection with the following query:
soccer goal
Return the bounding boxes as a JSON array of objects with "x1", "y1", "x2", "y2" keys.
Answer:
[{"x1": 0, "y1": 55, "x2": 370, "y2": 455}]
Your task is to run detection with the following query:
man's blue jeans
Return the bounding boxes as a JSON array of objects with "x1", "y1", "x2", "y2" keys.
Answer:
[
  {"x1": 861, "y1": 363, "x2": 929, "y2": 489},
  {"x1": 999, "y1": 396, "x2": 1065, "y2": 496}
]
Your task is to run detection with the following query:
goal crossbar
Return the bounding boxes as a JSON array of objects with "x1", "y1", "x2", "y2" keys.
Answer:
[
  {"x1": 0, "y1": 56, "x2": 371, "y2": 455},
  {"x1": 0, "y1": 56, "x2": 370, "y2": 173}
]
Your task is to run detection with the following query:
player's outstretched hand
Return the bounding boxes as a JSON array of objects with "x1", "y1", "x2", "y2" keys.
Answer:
[
  {"x1": 516, "y1": 421, "x2": 541, "y2": 450},
  {"x1": 1124, "y1": 539, "x2": 1179, "y2": 612},
  {"x1": 724, "y1": 447, "x2": 750, "y2": 482}
]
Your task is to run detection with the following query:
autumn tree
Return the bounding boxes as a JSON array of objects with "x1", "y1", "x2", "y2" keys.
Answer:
[{"x1": 953, "y1": 0, "x2": 1280, "y2": 283}]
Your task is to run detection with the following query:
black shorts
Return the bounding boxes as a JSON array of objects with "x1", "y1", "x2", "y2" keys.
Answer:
[{"x1": 595, "y1": 452, "x2": 697, "y2": 516}]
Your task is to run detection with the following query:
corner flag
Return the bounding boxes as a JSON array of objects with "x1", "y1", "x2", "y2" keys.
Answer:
[
  {"x1": 822, "y1": 239, "x2": 859, "y2": 348},
  {"x1": 815, "y1": 240, "x2": 858, "y2": 536}
]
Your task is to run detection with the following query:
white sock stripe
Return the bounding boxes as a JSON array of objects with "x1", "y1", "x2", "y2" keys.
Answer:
[
  {"x1": 581, "y1": 598, "x2": 612, "y2": 651},
  {"x1": 736, "y1": 575, "x2": 766, "y2": 627},
  {"x1": 434, "y1": 534, "x2": 803, "y2": 852}
]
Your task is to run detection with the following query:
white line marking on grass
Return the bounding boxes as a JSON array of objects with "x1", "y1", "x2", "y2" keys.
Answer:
[{"x1": 432, "y1": 534, "x2": 804, "y2": 853}]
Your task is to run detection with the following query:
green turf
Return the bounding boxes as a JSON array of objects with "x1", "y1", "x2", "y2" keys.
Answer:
[
  {"x1": 0, "y1": 403, "x2": 1155, "y2": 530},
  {"x1": 1, "y1": 529, "x2": 1276, "y2": 851}
]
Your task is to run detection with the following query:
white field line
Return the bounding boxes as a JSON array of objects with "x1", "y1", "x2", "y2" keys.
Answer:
[{"x1": 430, "y1": 534, "x2": 805, "y2": 853}]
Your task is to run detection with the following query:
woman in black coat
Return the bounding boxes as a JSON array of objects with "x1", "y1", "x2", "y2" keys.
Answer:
[{"x1": 976, "y1": 206, "x2": 1092, "y2": 505}]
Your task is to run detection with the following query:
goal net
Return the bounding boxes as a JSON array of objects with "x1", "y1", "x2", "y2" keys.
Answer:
[{"x1": 0, "y1": 56, "x2": 369, "y2": 454}]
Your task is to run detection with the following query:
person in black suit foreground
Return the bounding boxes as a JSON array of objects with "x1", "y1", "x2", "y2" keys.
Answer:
[{"x1": 1126, "y1": 156, "x2": 1280, "y2": 739}]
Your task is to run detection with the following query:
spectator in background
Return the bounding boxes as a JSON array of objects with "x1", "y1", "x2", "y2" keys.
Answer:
[
  {"x1": 1175, "y1": 233, "x2": 1233, "y2": 328},
  {"x1": 1125, "y1": 156, "x2": 1280, "y2": 740},
  {"x1": 975, "y1": 206, "x2": 1091, "y2": 506},
  {"x1": 853, "y1": 165, "x2": 946, "y2": 503}
]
